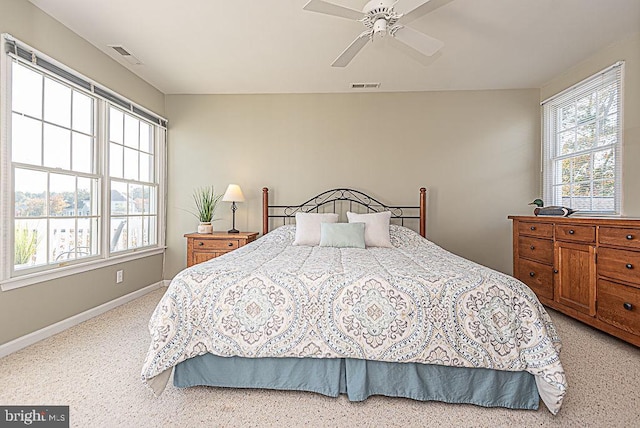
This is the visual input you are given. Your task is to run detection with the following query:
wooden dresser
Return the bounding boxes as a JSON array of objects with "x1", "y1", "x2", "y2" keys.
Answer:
[
  {"x1": 185, "y1": 232, "x2": 258, "y2": 267},
  {"x1": 509, "y1": 216, "x2": 640, "y2": 347}
]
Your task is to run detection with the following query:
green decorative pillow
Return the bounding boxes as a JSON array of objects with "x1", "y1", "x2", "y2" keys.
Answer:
[{"x1": 319, "y1": 222, "x2": 366, "y2": 248}]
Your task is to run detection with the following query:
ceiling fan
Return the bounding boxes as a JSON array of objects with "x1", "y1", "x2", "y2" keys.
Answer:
[{"x1": 303, "y1": 0, "x2": 451, "y2": 67}]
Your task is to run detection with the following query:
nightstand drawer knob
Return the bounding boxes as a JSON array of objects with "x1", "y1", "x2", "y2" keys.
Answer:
[
  {"x1": 623, "y1": 302, "x2": 633, "y2": 311},
  {"x1": 627, "y1": 234, "x2": 634, "y2": 240},
  {"x1": 228, "y1": 242, "x2": 234, "y2": 247},
  {"x1": 529, "y1": 271, "x2": 535, "y2": 277},
  {"x1": 530, "y1": 226, "x2": 536, "y2": 231},
  {"x1": 553, "y1": 269, "x2": 558, "y2": 274},
  {"x1": 530, "y1": 245, "x2": 535, "y2": 250},
  {"x1": 198, "y1": 242, "x2": 204, "y2": 246},
  {"x1": 626, "y1": 263, "x2": 633, "y2": 269},
  {"x1": 568, "y1": 229, "x2": 575, "y2": 234}
]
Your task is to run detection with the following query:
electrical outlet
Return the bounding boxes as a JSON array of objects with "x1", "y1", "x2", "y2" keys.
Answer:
[{"x1": 116, "y1": 270, "x2": 124, "y2": 284}]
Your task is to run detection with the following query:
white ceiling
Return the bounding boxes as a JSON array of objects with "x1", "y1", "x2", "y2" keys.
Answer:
[{"x1": 28, "y1": 0, "x2": 640, "y2": 94}]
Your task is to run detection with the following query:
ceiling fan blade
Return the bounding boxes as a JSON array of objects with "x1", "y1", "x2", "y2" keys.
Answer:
[
  {"x1": 391, "y1": 26, "x2": 443, "y2": 57},
  {"x1": 303, "y1": 0, "x2": 363, "y2": 21},
  {"x1": 388, "y1": 35, "x2": 442, "y2": 66},
  {"x1": 396, "y1": 0, "x2": 453, "y2": 24},
  {"x1": 332, "y1": 32, "x2": 371, "y2": 67}
]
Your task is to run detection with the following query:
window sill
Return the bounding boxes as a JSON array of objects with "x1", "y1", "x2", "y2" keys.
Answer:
[{"x1": 0, "y1": 247, "x2": 166, "y2": 292}]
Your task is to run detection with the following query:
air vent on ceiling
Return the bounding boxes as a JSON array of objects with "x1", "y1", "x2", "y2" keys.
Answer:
[
  {"x1": 108, "y1": 45, "x2": 143, "y2": 65},
  {"x1": 350, "y1": 82, "x2": 381, "y2": 89}
]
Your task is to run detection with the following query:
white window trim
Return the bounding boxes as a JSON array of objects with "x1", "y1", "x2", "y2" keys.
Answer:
[
  {"x1": 0, "y1": 247, "x2": 166, "y2": 291},
  {"x1": 0, "y1": 35, "x2": 167, "y2": 291},
  {"x1": 541, "y1": 61, "x2": 624, "y2": 216}
]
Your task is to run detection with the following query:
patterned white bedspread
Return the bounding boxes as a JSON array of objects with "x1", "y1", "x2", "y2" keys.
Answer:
[{"x1": 142, "y1": 225, "x2": 566, "y2": 414}]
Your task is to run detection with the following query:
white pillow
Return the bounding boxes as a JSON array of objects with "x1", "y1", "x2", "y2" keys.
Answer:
[
  {"x1": 293, "y1": 212, "x2": 339, "y2": 246},
  {"x1": 346, "y1": 211, "x2": 392, "y2": 247}
]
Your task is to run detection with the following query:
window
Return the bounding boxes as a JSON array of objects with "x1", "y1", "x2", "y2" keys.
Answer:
[
  {"x1": 108, "y1": 106, "x2": 158, "y2": 252},
  {"x1": 542, "y1": 62, "x2": 624, "y2": 214},
  {"x1": 1, "y1": 35, "x2": 166, "y2": 289},
  {"x1": 10, "y1": 62, "x2": 100, "y2": 272}
]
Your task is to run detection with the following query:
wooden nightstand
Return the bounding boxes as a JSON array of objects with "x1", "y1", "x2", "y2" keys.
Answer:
[{"x1": 185, "y1": 232, "x2": 258, "y2": 267}]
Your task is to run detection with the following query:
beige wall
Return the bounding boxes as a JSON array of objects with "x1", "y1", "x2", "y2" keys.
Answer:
[
  {"x1": 541, "y1": 33, "x2": 640, "y2": 216},
  {"x1": 165, "y1": 89, "x2": 541, "y2": 278},
  {"x1": 0, "y1": 1, "x2": 165, "y2": 345}
]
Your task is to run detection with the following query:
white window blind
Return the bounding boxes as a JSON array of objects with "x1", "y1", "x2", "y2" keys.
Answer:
[{"x1": 542, "y1": 61, "x2": 624, "y2": 215}]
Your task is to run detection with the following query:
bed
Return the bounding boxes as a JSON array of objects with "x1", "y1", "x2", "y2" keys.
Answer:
[{"x1": 142, "y1": 188, "x2": 566, "y2": 414}]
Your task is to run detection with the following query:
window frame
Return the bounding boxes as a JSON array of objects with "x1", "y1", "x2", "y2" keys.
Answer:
[
  {"x1": 0, "y1": 35, "x2": 167, "y2": 291},
  {"x1": 9, "y1": 61, "x2": 102, "y2": 276},
  {"x1": 542, "y1": 62, "x2": 624, "y2": 216},
  {"x1": 107, "y1": 104, "x2": 161, "y2": 255}
]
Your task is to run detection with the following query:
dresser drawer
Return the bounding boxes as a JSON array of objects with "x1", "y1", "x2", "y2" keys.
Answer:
[
  {"x1": 193, "y1": 238, "x2": 239, "y2": 251},
  {"x1": 599, "y1": 227, "x2": 640, "y2": 250},
  {"x1": 518, "y1": 236, "x2": 553, "y2": 264},
  {"x1": 517, "y1": 258, "x2": 554, "y2": 300},
  {"x1": 518, "y1": 221, "x2": 553, "y2": 238},
  {"x1": 597, "y1": 279, "x2": 640, "y2": 336},
  {"x1": 555, "y1": 224, "x2": 595, "y2": 243},
  {"x1": 598, "y1": 247, "x2": 640, "y2": 285}
]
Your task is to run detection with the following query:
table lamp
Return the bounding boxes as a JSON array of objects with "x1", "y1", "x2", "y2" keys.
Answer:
[{"x1": 222, "y1": 184, "x2": 245, "y2": 233}]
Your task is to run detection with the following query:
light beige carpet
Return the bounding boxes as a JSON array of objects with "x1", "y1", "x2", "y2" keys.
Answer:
[{"x1": 1, "y1": 288, "x2": 638, "y2": 427}]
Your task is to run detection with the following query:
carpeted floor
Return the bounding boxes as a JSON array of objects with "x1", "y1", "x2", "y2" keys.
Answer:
[{"x1": 0, "y1": 288, "x2": 638, "y2": 427}]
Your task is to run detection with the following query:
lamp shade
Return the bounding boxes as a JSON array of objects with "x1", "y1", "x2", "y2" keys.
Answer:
[{"x1": 222, "y1": 184, "x2": 245, "y2": 202}]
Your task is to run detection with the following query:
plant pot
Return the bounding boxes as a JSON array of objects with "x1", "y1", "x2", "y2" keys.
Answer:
[{"x1": 197, "y1": 222, "x2": 213, "y2": 234}]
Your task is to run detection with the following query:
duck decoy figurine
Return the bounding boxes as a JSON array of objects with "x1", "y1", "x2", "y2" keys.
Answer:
[{"x1": 529, "y1": 199, "x2": 577, "y2": 217}]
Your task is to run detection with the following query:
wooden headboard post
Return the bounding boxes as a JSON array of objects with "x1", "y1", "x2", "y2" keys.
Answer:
[
  {"x1": 262, "y1": 187, "x2": 427, "y2": 238},
  {"x1": 262, "y1": 187, "x2": 269, "y2": 236}
]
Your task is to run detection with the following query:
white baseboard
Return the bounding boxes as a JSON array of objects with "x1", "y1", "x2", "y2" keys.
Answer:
[{"x1": 0, "y1": 281, "x2": 164, "y2": 358}]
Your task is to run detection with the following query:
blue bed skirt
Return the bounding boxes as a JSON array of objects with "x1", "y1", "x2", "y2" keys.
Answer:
[{"x1": 174, "y1": 355, "x2": 539, "y2": 410}]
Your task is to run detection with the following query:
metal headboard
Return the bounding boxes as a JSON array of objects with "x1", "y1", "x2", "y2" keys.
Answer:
[{"x1": 262, "y1": 187, "x2": 426, "y2": 237}]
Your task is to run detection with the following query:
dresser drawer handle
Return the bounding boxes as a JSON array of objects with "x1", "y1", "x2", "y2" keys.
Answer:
[
  {"x1": 530, "y1": 226, "x2": 536, "y2": 231},
  {"x1": 529, "y1": 271, "x2": 535, "y2": 277},
  {"x1": 623, "y1": 302, "x2": 633, "y2": 311},
  {"x1": 198, "y1": 242, "x2": 204, "y2": 246},
  {"x1": 228, "y1": 242, "x2": 234, "y2": 247},
  {"x1": 568, "y1": 229, "x2": 575, "y2": 234},
  {"x1": 627, "y1": 234, "x2": 634, "y2": 240},
  {"x1": 553, "y1": 269, "x2": 558, "y2": 274},
  {"x1": 530, "y1": 245, "x2": 535, "y2": 250},
  {"x1": 626, "y1": 263, "x2": 633, "y2": 269}
]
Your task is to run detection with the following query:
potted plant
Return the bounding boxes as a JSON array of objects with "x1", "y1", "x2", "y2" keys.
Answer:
[{"x1": 192, "y1": 186, "x2": 222, "y2": 233}]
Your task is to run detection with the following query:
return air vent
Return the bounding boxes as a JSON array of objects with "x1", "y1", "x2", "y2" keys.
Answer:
[
  {"x1": 351, "y1": 82, "x2": 381, "y2": 89},
  {"x1": 108, "y1": 45, "x2": 143, "y2": 65}
]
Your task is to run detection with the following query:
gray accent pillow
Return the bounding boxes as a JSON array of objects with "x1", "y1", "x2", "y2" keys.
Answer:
[{"x1": 319, "y1": 222, "x2": 366, "y2": 248}]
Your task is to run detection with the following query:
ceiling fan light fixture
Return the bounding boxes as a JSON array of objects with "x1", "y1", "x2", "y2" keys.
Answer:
[{"x1": 373, "y1": 18, "x2": 387, "y2": 36}]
